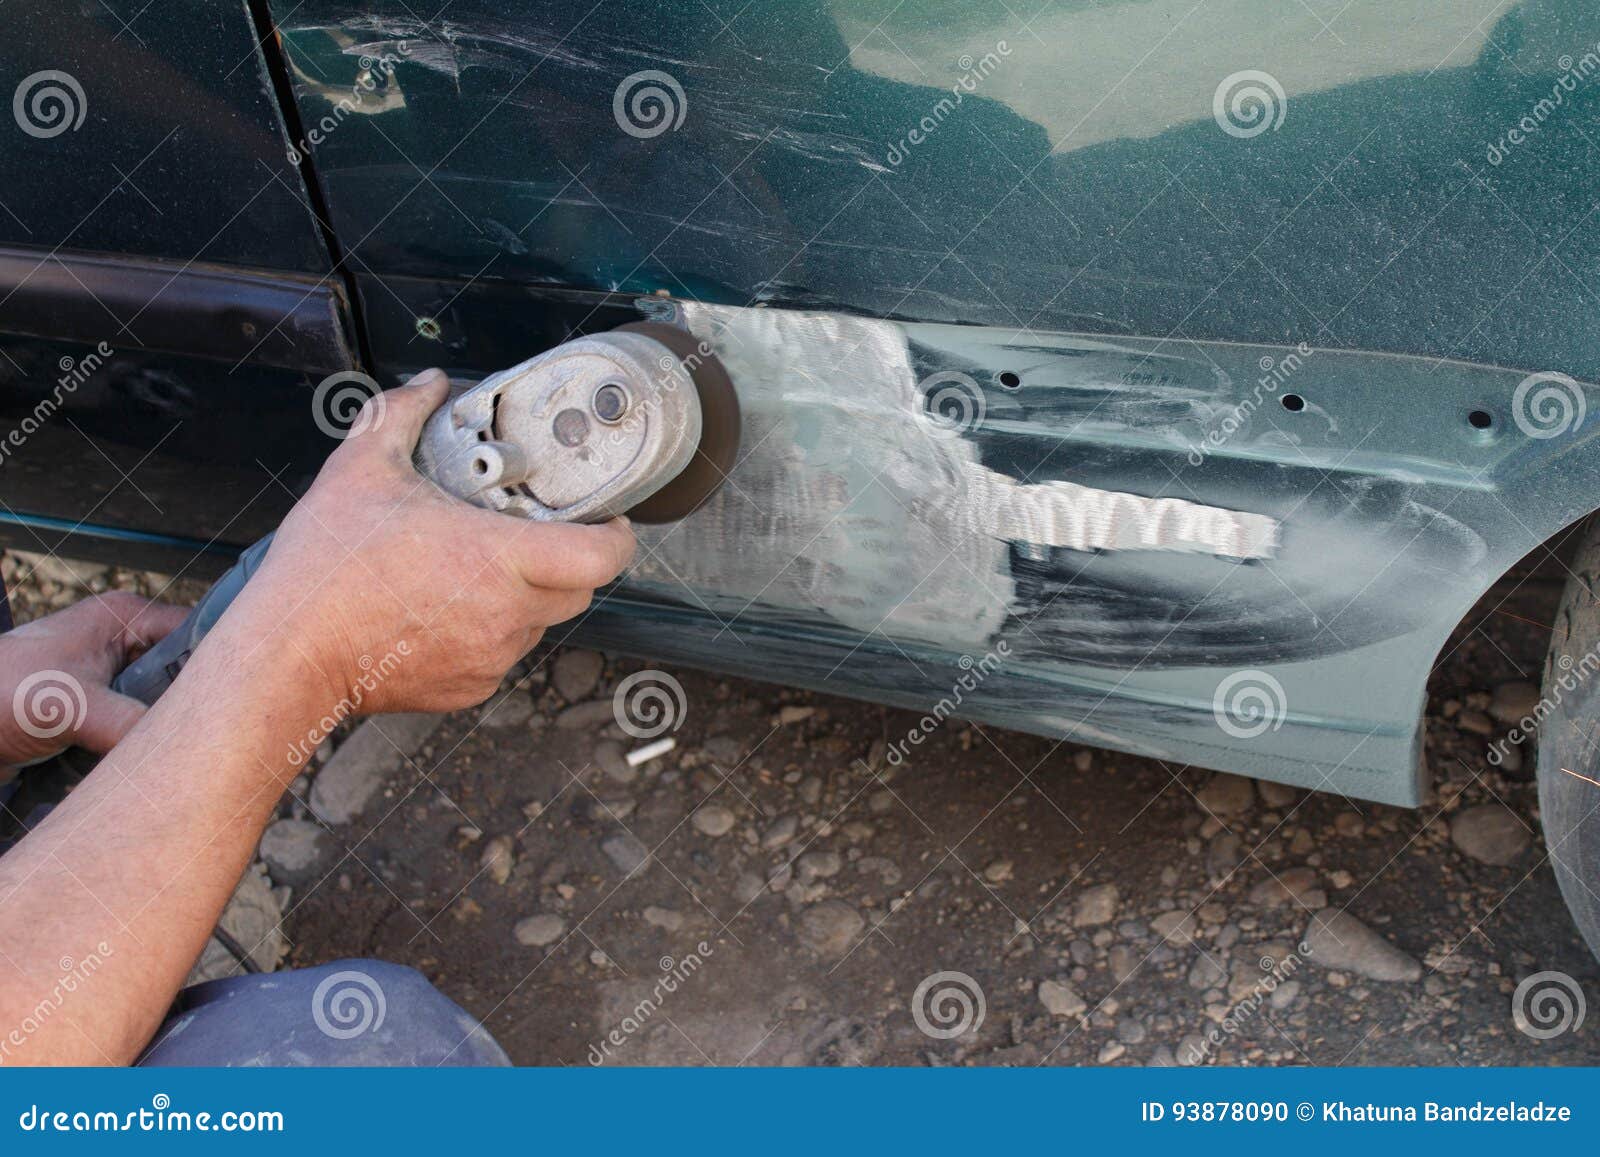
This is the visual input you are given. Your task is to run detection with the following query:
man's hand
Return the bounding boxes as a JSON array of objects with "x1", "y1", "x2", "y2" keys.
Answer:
[
  {"x1": 0, "y1": 591, "x2": 188, "y2": 765},
  {"x1": 229, "y1": 368, "x2": 636, "y2": 715}
]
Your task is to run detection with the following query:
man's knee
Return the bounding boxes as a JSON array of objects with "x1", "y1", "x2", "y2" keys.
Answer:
[{"x1": 139, "y1": 958, "x2": 509, "y2": 1067}]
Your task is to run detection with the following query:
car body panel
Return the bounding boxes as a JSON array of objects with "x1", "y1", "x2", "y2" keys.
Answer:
[{"x1": 6, "y1": 1, "x2": 1600, "y2": 805}]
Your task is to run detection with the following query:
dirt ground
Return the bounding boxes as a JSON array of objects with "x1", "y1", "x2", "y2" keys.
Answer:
[{"x1": 4, "y1": 550, "x2": 1597, "y2": 1066}]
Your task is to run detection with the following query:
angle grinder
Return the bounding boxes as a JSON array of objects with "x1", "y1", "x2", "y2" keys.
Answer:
[{"x1": 111, "y1": 321, "x2": 740, "y2": 705}]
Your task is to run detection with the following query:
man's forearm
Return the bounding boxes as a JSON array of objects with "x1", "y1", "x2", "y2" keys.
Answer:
[{"x1": 0, "y1": 604, "x2": 332, "y2": 1065}]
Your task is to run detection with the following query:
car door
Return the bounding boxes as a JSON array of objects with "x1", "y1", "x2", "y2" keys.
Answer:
[{"x1": 0, "y1": 0, "x2": 356, "y2": 570}]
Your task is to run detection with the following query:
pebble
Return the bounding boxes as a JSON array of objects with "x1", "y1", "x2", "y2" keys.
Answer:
[
  {"x1": 797, "y1": 851, "x2": 842, "y2": 881},
  {"x1": 1098, "y1": 1042, "x2": 1126, "y2": 1063},
  {"x1": 733, "y1": 871, "x2": 765, "y2": 905},
  {"x1": 1303, "y1": 909, "x2": 1421, "y2": 982},
  {"x1": 1151, "y1": 909, "x2": 1197, "y2": 946},
  {"x1": 593, "y1": 740, "x2": 636, "y2": 784},
  {"x1": 1176, "y1": 1034, "x2": 1208, "y2": 1066},
  {"x1": 643, "y1": 906, "x2": 683, "y2": 931},
  {"x1": 513, "y1": 913, "x2": 566, "y2": 947},
  {"x1": 1109, "y1": 946, "x2": 1139, "y2": 983},
  {"x1": 258, "y1": 819, "x2": 330, "y2": 887},
  {"x1": 552, "y1": 650, "x2": 605, "y2": 701},
  {"x1": 556, "y1": 700, "x2": 616, "y2": 731},
  {"x1": 693, "y1": 804, "x2": 737, "y2": 837},
  {"x1": 1333, "y1": 812, "x2": 1364, "y2": 838},
  {"x1": 1450, "y1": 804, "x2": 1531, "y2": 866},
  {"x1": 777, "y1": 705, "x2": 816, "y2": 725},
  {"x1": 1073, "y1": 883, "x2": 1120, "y2": 927},
  {"x1": 1269, "y1": 980, "x2": 1301, "y2": 1010},
  {"x1": 1249, "y1": 866, "x2": 1325, "y2": 909},
  {"x1": 799, "y1": 776, "x2": 823, "y2": 805},
  {"x1": 1196, "y1": 772, "x2": 1255, "y2": 816},
  {"x1": 796, "y1": 900, "x2": 864, "y2": 957},
  {"x1": 1188, "y1": 952, "x2": 1228, "y2": 990},
  {"x1": 1456, "y1": 710, "x2": 1494, "y2": 736},
  {"x1": 983, "y1": 859, "x2": 1014, "y2": 884},
  {"x1": 1115, "y1": 1016, "x2": 1148, "y2": 1044},
  {"x1": 601, "y1": 833, "x2": 649, "y2": 875},
  {"x1": 1256, "y1": 779, "x2": 1297, "y2": 808},
  {"x1": 1206, "y1": 833, "x2": 1242, "y2": 879},
  {"x1": 762, "y1": 814, "x2": 799, "y2": 850},
  {"x1": 1490, "y1": 680, "x2": 1540, "y2": 723},
  {"x1": 479, "y1": 690, "x2": 534, "y2": 729},
  {"x1": 480, "y1": 835, "x2": 515, "y2": 885},
  {"x1": 1038, "y1": 978, "x2": 1087, "y2": 1018}
]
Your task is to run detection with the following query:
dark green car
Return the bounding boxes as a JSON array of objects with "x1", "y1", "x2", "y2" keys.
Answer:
[{"x1": 7, "y1": 0, "x2": 1600, "y2": 955}]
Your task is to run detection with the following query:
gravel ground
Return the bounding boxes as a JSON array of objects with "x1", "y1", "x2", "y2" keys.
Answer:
[{"x1": 3, "y1": 549, "x2": 1597, "y2": 1066}]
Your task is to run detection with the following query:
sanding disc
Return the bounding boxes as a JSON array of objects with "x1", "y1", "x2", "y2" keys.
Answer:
[{"x1": 615, "y1": 321, "x2": 741, "y2": 524}]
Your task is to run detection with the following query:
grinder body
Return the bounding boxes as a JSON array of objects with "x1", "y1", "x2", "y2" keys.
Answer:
[{"x1": 113, "y1": 324, "x2": 736, "y2": 706}]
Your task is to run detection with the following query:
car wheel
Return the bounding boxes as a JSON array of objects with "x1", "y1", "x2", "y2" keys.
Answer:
[{"x1": 1537, "y1": 521, "x2": 1600, "y2": 959}]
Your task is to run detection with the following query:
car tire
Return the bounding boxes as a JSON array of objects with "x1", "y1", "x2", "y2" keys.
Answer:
[{"x1": 1537, "y1": 522, "x2": 1600, "y2": 959}]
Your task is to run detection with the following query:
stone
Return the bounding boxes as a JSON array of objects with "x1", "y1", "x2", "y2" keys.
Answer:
[
  {"x1": 556, "y1": 700, "x2": 616, "y2": 731},
  {"x1": 594, "y1": 740, "x2": 636, "y2": 784},
  {"x1": 797, "y1": 851, "x2": 842, "y2": 881},
  {"x1": 1176, "y1": 1034, "x2": 1208, "y2": 1066},
  {"x1": 1151, "y1": 909, "x2": 1197, "y2": 946},
  {"x1": 1333, "y1": 812, "x2": 1364, "y2": 838},
  {"x1": 762, "y1": 814, "x2": 799, "y2": 850},
  {"x1": 1269, "y1": 980, "x2": 1301, "y2": 1010},
  {"x1": 1456, "y1": 710, "x2": 1494, "y2": 736},
  {"x1": 983, "y1": 859, "x2": 1014, "y2": 884},
  {"x1": 1196, "y1": 772, "x2": 1255, "y2": 817},
  {"x1": 796, "y1": 900, "x2": 864, "y2": 957},
  {"x1": 1303, "y1": 909, "x2": 1421, "y2": 982},
  {"x1": 480, "y1": 835, "x2": 515, "y2": 885},
  {"x1": 1256, "y1": 779, "x2": 1297, "y2": 808},
  {"x1": 258, "y1": 819, "x2": 330, "y2": 887},
  {"x1": 1249, "y1": 866, "x2": 1324, "y2": 909},
  {"x1": 1038, "y1": 978, "x2": 1087, "y2": 1018},
  {"x1": 1490, "y1": 680, "x2": 1541, "y2": 724},
  {"x1": 309, "y1": 713, "x2": 442, "y2": 824},
  {"x1": 777, "y1": 705, "x2": 816, "y2": 725},
  {"x1": 513, "y1": 913, "x2": 566, "y2": 947},
  {"x1": 601, "y1": 833, "x2": 649, "y2": 875},
  {"x1": 1188, "y1": 952, "x2": 1228, "y2": 990},
  {"x1": 692, "y1": 804, "x2": 737, "y2": 837},
  {"x1": 643, "y1": 906, "x2": 684, "y2": 931},
  {"x1": 1206, "y1": 832, "x2": 1243, "y2": 880},
  {"x1": 1451, "y1": 804, "x2": 1531, "y2": 866},
  {"x1": 1115, "y1": 1016, "x2": 1148, "y2": 1045},
  {"x1": 552, "y1": 649, "x2": 604, "y2": 701},
  {"x1": 478, "y1": 689, "x2": 533, "y2": 729},
  {"x1": 1109, "y1": 945, "x2": 1139, "y2": 983},
  {"x1": 1073, "y1": 883, "x2": 1120, "y2": 927}
]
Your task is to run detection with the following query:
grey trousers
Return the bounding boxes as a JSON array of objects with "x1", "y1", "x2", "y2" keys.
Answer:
[{"x1": 138, "y1": 959, "x2": 510, "y2": 1067}]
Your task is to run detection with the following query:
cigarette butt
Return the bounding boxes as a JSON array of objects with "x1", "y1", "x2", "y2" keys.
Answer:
[{"x1": 626, "y1": 737, "x2": 676, "y2": 767}]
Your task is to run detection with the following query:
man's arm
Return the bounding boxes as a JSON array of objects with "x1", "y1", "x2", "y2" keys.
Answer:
[{"x1": 0, "y1": 371, "x2": 634, "y2": 1064}]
